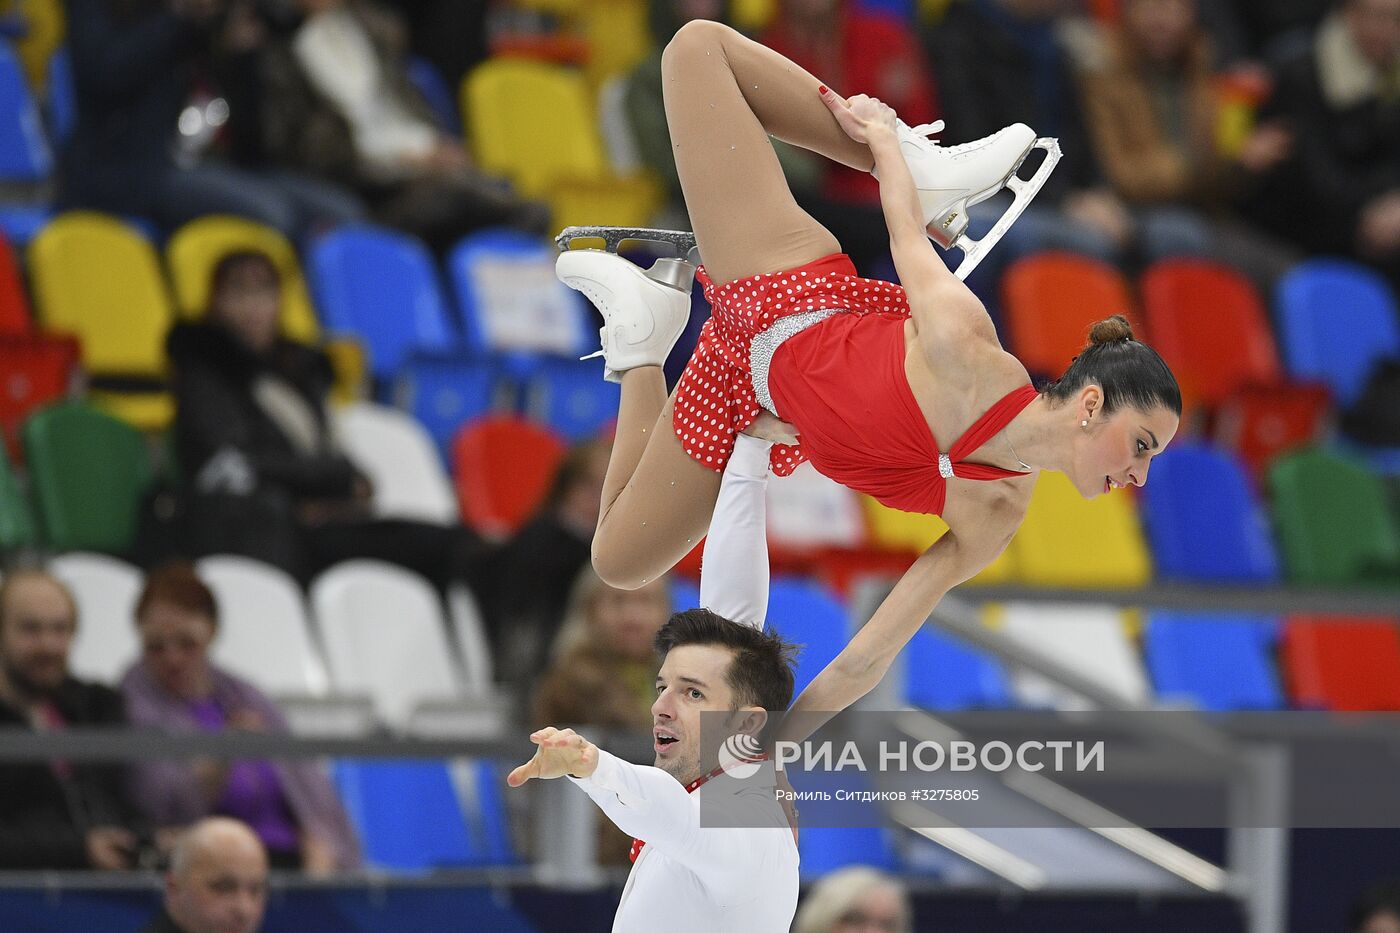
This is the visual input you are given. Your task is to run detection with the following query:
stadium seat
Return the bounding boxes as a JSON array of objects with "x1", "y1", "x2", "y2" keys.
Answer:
[
  {"x1": 1276, "y1": 259, "x2": 1400, "y2": 409},
  {"x1": 766, "y1": 462, "x2": 868, "y2": 554},
  {"x1": 1139, "y1": 259, "x2": 1281, "y2": 411},
  {"x1": 405, "y1": 55, "x2": 461, "y2": 136},
  {"x1": 999, "y1": 603, "x2": 1152, "y2": 709},
  {"x1": 311, "y1": 560, "x2": 461, "y2": 727},
  {"x1": 1138, "y1": 442, "x2": 1280, "y2": 584},
  {"x1": 50, "y1": 551, "x2": 142, "y2": 684},
  {"x1": 323, "y1": 334, "x2": 368, "y2": 404},
  {"x1": 0, "y1": 443, "x2": 35, "y2": 549},
  {"x1": 797, "y1": 825, "x2": 899, "y2": 879},
  {"x1": 1213, "y1": 381, "x2": 1330, "y2": 480},
  {"x1": 446, "y1": 584, "x2": 495, "y2": 695},
  {"x1": 764, "y1": 576, "x2": 850, "y2": 695},
  {"x1": 0, "y1": 332, "x2": 79, "y2": 459},
  {"x1": 28, "y1": 213, "x2": 175, "y2": 428},
  {"x1": 23, "y1": 401, "x2": 152, "y2": 554},
  {"x1": 1144, "y1": 612, "x2": 1283, "y2": 710},
  {"x1": 166, "y1": 214, "x2": 320, "y2": 343},
  {"x1": 859, "y1": 495, "x2": 1017, "y2": 585},
  {"x1": 451, "y1": 415, "x2": 567, "y2": 539},
  {"x1": 394, "y1": 353, "x2": 502, "y2": 457},
  {"x1": 307, "y1": 225, "x2": 456, "y2": 383},
  {"x1": 522, "y1": 355, "x2": 619, "y2": 441},
  {"x1": 0, "y1": 39, "x2": 51, "y2": 181},
  {"x1": 44, "y1": 42, "x2": 72, "y2": 144},
  {"x1": 1281, "y1": 616, "x2": 1400, "y2": 711},
  {"x1": 1008, "y1": 470, "x2": 1152, "y2": 588},
  {"x1": 7, "y1": 0, "x2": 64, "y2": 92},
  {"x1": 1269, "y1": 448, "x2": 1400, "y2": 587},
  {"x1": 0, "y1": 202, "x2": 52, "y2": 245},
  {"x1": 334, "y1": 401, "x2": 460, "y2": 526},
  {"x1": 1001, "y1": 252, "x2": 1140, "y2": 379},
  {"x1": 197, "y1": 555, "x2": 327, "y2": 698},
  {"x1": 670, "y1": 578, "x2": 701, "y2": 613},
  {"x1": 333, "y1": 758, "x2": 516, "y2": 870},
  {"x1": 447, "y1": 228, "x2": 591, "y2": 366},
  {"x1": 0, "y1": 230, "x2": 32, "y2": 334},
  {"x1": 902, "y1": 626, "x2": 1014, "y2": 710},
  {"x1": 462, "y1": 58, "x2": 659, "y2": 227}
]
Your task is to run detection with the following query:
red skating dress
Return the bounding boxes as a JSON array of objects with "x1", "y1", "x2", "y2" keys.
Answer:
[{"x1": 674, "y1": 253, "x2": 1037, "y2": 515}]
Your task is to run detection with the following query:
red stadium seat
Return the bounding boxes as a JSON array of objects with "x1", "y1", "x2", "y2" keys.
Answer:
[
  {"x1": 0, "y1": 233, "x2": 32, "y2": 336},
  {"x1": 0, "y1": 333, "x2": 80, "y2": 460},
  {"x1": 1213, "y1": 381, "x2": 1331, "y2": 480},
  {"x1": 1001, "y1": 252, "x2": 1142, "y2": 379},
  {"x1": 1140, "y1": 259, "x2": 1281, "y2": 412},
  {"x1": 1281, "y1": 616, "x2": 1400, "y2": 711},
  {"x1": 451, "y1": 415, "x2": 566, "y2": 539}
]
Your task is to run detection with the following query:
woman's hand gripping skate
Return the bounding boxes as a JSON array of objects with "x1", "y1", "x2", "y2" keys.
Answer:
[{"x1": 818, "y1": 87, "x2": 897, "y2": 146}]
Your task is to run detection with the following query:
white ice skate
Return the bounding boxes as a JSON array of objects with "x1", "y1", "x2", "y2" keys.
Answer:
[
  {"x1": 876, "y1": 120, "x2": 1061, "y2": 280},
  {"x1": 555, "y1": 227, "x2": 696, "y2": 383}
]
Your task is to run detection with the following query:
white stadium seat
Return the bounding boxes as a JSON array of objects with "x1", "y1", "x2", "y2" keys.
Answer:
[
  {"x1": 998, "y1": 602, "x2": 1152, "y2": 710},
  {"x1": 333, "y1": 401, "x2": 460, "y2": 526},
  {"x1": 50, "y1": 552, "x2": 142, "y2": 684}
]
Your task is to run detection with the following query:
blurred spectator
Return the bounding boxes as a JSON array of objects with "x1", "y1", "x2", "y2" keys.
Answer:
[
  {"x1": 122, "y1": 563, "x2": 361, "y2": 874},
  {"x1": 256, "y1": 0, "x2": 550, "y2": 252},
  {"x1": 379, "y1": 0, "x2": 491, "y2": 95},
  {"x1": 923, "y1": 0, "x2": 1151, "y2": 284},
  {"x1": 0, "y1": 570, "x2": 148, "y2": 870},
  {"x1": 1076, "y1": 0, "x2": 1300, "y2": 284},
  {"x1": 169, "y1": 250, "x2": 486, "y2": 588},
  {"x1": 1351, "y1": 878, "x2": 1400, "y2": 933},
  {"x1": 483, "y1": 438, "x2": 610, "y2": 689},
  {"x1": 59, "y1": 0, "x2": 365, "y2": 240},
  {"x1": 142, "y1": 817, "x2": 268, "y2": 933},
  {"x1": 531, "y1": 568, "x2": 671, "y2": 865},
  {"x1": 760, "y1": 0, "x2": 941, "y2": 276},
  {"x1": 793, "y1": 865, "x2": 913, "y2": 933},
  {"x1": 1240, "y1": 0, "x2": 1400, "y2": 280},
  {"x1": 1200, "y1": 0, "x2": 1333, "y2": 68}
]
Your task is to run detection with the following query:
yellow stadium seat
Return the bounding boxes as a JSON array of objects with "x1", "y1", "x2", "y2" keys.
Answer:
[
  {"x1": 1006, "y1": 471, "x2": 1152, "y2": 588},
  {"x1": 3, "y1": 0, "x2": 64, "y2": 92},
  {"x1": 165, "y1": 215, "x2": 320, "y2": 344},
  {"x1": 462, "y1": 58, "x2": 659, "y2": 228},
  {"x1": 90, "y1": 390, "x2": 174, "y2": 432},
  {"x1": 730, "y1": 0, "x2": 777, "y2": 32},
  {"x1": 577, "y1": 0, "x2": 651, "y2": 87},
  {"x1": 29, "y1": 212, "x2": 172, "y2": 377},
  {"x1": 860, "y1": 495, "x2": 1018, "y2": 585},
  {"x1": 323, "y1": 335, "x2": 367, "y2": 404}
]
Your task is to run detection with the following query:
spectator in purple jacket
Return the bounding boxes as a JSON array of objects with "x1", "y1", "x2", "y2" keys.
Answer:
[{"x1": 121, "y1": 562, "x2": 360, "y2": 875}]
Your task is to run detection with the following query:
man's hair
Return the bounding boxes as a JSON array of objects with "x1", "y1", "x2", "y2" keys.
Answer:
[
  {"x1": 0, "y1": 569, "x2": 78, "y2": 634},
  {"x1": 654, "y1": 609, "x2": 798, "y2": 711}
]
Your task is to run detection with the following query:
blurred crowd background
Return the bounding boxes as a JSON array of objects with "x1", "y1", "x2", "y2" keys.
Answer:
[{"x1": 0, "y1": 0, "x2": 1398, "y2": 930}]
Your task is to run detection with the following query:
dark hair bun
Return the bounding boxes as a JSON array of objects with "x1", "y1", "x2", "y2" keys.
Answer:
[{"x1": 1088, "y1": 315, "x2": 1134, "y2": 346}]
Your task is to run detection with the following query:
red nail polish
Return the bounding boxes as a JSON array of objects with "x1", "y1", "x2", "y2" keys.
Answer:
[{"x1": 818, "y1": 85, "x2": 828, "y2": 94}]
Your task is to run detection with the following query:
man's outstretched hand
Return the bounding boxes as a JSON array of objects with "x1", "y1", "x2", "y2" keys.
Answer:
[{"x1": 507, "y1": 727, "x2": 600, "y2": 786}]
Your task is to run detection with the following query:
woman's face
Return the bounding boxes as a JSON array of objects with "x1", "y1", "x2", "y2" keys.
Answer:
[
  {"x1": 833, "y1": 883, "x2": 906, "y2": 933},
  {"x1": 1067, "y1": 398, "x2": 1179, "y2": 499},
  {"x1": 1124, "y1": 0, "x2": 1197, "y2": 64},
  {"x1": 211, "y1": 258, "x2": 281, "y2": 354},
  {"x1": 138, "y1": 602, "x2": 216, "y2": 699},
  {"x1": 590, "y1": 579, "x2": 671, "y2": 662}
]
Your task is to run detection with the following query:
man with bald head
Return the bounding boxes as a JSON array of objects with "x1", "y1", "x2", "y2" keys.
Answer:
[
  {"x1": 142, "y1": 817, "x2": 269, "y2": 933},
  {"x1": 0, "y1": 568, "x2": 146, "y2": 869}
]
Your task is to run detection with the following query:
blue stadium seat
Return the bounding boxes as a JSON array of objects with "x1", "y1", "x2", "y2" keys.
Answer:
[
  {"x1": 1277, "y1": 259, "x2": 1400, "y2": 408},
  {"x1": 0, "y1": 41, "x2": 51, "y2": 181},
  {"x1": 406, "y1": 55, "x2": 462, "y2": 137},
  {"x1": 0, "y1": 203, "x2": 50, "y2": 246},
  {"x1": 1143, "y1": 612, "x2": 1283, "y2": 711},
  {"x1": 670, "y1": 579, "x2": 700, "y2": 613},
  {"x1": 765, "y1": 576, "x2": 849, "y2": 695},
  {"x1": 1139, "y1": 442, "x2": 1281, "y2": 584},
  {"x1": 902, "y1": 626, "x2": 1014, "y2": 710},
  {"x1": 395, "y1": 353, "x2": 502, "y2": 457},
  {"x1": 447, "y1": 228, "x2": 592, "y2": 378},
  {"x1": 524, "y1": 356, "x2": 619, "y2": 441},
  {"x1": 308, "y1": 225, "x2": 457, "y2": 383},
  {"x1": 333, "y1": 759, "x2": 517, "y2": 871},
  {"x1": 45, "y1": 44, "x2": 73, "y2": 145},
  {"x1": 797, "y1": 826, "x2": 899, "y2": 878}
]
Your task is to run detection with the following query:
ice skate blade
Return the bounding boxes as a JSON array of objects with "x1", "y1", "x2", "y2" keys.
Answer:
[
  {"x1": 555, "y1": 226, "x2": 700, "y2": 263},
  {"x1": 939, "y1": 137, "x2": 1061, "y2": 281}
]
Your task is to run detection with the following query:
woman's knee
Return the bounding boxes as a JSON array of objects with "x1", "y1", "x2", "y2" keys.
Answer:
[
  {"x1": 591, "y1": 545, "x2": 649, "y2": 591},
  {"x1": 662, "y1": 18, "x2": 734, "y2": 73}
]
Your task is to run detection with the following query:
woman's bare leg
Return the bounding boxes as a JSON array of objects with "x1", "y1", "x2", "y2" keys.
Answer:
[
  {"x1": 662, "y1": 19, "x2": 877, "y2": 284},
  {"x1": 594, "y1": 20, "x2": 874, "y2": 587}
]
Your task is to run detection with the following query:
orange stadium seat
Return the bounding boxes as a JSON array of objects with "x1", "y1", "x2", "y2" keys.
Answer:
[
  {"x1": 451, "y1": 415, "x2": 566, "y2": 539},
  {"x1": 1001, "y1": 252, "x2": 1143, "y2": 380}
]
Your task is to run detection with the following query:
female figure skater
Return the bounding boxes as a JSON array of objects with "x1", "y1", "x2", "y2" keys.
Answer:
[{"x1": 556, "y1": 20, "x2": 1181, "y2": 715}]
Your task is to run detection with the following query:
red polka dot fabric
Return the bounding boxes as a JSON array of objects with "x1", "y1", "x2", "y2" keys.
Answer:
[{"x1": 676, "y1": 253, "x2": 911, "y2": 476}]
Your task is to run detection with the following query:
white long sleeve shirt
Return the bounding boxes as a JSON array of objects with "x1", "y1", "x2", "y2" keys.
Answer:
[
  {"x1": 569, "y1": 751, "x2": 798, "y2": 932},
  {"x1": 568, "y1": 432, "x2": 798, "y2": 931}
]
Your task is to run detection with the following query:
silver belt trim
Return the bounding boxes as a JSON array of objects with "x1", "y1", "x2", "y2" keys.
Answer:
[{"x1": 750, "y1": 308, "x2": 845, "y2": 417}]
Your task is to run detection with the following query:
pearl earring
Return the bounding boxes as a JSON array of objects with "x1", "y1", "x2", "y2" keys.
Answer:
[{"x1": 1081, "y1": 420, "x2": 1088, "y2": 428}]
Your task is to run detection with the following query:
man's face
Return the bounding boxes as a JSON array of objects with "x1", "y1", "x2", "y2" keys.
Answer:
[
  {"x1": 166, "y1": 840, "x2": 268, "y2": 933},
  {"x1": 0, "y1": 578, "x2": 76, "y2": 698},
  {"x1": 652, "y1": 644, "x2": 758, "y2": 783}
]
